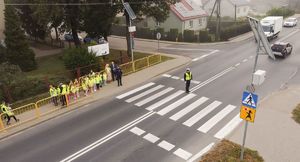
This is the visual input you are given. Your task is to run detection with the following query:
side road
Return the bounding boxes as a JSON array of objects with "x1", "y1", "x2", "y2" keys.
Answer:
[
  {"x1": 229, "y1": 85, "x2": 300, "y2": 162},
  {"x1": 0, "y1": 53, "x2": 191, "y2": 140}
]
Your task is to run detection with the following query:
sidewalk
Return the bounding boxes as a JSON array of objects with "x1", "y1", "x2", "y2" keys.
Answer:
[
  {"x1": 0, "y1": 53, "x2": 191, "y2": 140},
  {"x1": 229, "y1": 85, "x2": 300, "y2": 162}
]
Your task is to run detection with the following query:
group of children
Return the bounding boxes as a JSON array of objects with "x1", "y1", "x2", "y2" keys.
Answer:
[{"x1": 49, "y1": 70, "x2": 109, "y2": 107}]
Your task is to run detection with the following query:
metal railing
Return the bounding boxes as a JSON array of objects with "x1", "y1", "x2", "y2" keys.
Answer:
[{"x1": 0, "y1": 54, "x2": 163, "y2": 132}]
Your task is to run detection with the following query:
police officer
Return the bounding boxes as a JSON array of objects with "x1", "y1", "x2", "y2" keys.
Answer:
[
  {"x1": 184, "y1": 68, "x2": 192, "y2": 93},
  {"x1": 1, "y1": 101, "x2": 19, "y2": 125},
  {"x1": 49, "y1": 85, "x2": 58, "y2": 106}
]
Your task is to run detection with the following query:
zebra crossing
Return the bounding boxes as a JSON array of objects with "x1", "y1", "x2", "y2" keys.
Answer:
[{"x1": 116, "y1": 82, "x2": 243, "y2": 139}]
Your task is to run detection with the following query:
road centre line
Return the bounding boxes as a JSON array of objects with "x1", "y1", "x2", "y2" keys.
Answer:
[
  {"x1": 60, "y1": 111, "x2": 155, "y2": 162},
  {"x1": 162, "y1": 74, "x2": 171, "y2": 77},
  {"x1": 190, "y1": 67, "x2": 235, "y2": 92},
  {"x1": 187, "y1": 143, "x2": 215, "y2": 162},
  {"x1": 235, "y1": 63, "x2": 241, "y2": 67},
  {"x1": 160, "y1": 47, "x2": 216, "y2": 52},
  {"x1": 278, "y1": 29, "x2": 299, "y2": 42},
  {"x1": 192, "y1": 50, "x2": 219, "y2": 62}
]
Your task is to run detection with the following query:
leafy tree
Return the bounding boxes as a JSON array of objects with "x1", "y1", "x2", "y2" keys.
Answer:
[
  {"x1": 4, "y1": 3, "x2": 37, "y2": 71},
  {"x1": 0, "y1": 45, "x2": 6, "y2": 63},
  {"x1": 267, "y1": 7, "x2": 295, "y2": 18},
  {"x1": 15, "y1": 0, "x2": 49, "y2": 40},
  {"x1": 48, "y1": 1, "x2": 65, "y2": 41}
]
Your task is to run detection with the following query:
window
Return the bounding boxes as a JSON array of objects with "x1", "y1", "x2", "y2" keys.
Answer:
[{"x1": 189, "y1": 20, "x2": 193, "y2": 28}]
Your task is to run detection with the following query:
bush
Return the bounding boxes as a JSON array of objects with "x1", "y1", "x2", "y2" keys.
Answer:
[
  {"x1": 63, "y1": 48, "x2": 98, "y2": 76},
  {"x1": 168, "y1": 28, "x2": 179, "y2": 41},
  {"x1": 220, "y1": 23, "x2": 251, "y2": 41},
  {"x1": 136, "y1": 27, "x2": 154, "y2": 39},
  {"x1": 183, "y1": 30, "x2": 196, "y2": 42},
  {"x1": 199, "y1": 30, "x2": 210, "y2": 42},
  {"x1": 292, "y1": 103, "x2": 300, "y2": 124},
  {"x1": 178, "y1": 33, "x2": 183, "y2": 42},
  {"x1": 111, "y1": 24, "x2": 126, "y2": 36},
  {"x1": 267, "y1": 7, "x2": 295, "y2": 18}
]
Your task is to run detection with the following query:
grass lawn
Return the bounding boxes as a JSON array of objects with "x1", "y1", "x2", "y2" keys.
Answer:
[
  {"x1": 292, "y1": 103, "x2": 300, "y2": 124},
  {"x1": 200, "y1": 139, "x2": 264, "y2": 162}
]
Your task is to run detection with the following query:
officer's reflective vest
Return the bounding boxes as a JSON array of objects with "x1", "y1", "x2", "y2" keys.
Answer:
[
  {"x1": 49, "y1": 87, "x2": 57, "y2": 97},
  {"x1": 185, "y1": 72, "x2": 192, "y2": 81},
  {"x1": 61, "y1": 85, "x2": 67, "y2": 95},
  {"x1": 1, "y1": 104, "x2": 14, "y2": 116},
  {"x1": 57, "y1": 87, "x2": 61, "y2": 95}
]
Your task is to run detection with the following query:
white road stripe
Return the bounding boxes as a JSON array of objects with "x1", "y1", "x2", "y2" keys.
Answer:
[
  {"x1": 125, "y1": 85, "x2": 164, "y2": 103},
  {"x1": 249, "y1": 55, "x2": 254, "y2": 59},
  {"x1": 143, "y1": 133, "x2": 160, "y2": 143},
  {"x1": 116, "y1": 82, "x2": 155, "y2": 99},
  {"x1": 242, "y1": 59, "x2": 248, "y2": 62},
  {"x1": 130, "y1": 127, "x2": 145, "y2": 136},
  {"x1": 190, "y1": 67, "x2": 234, "y2": 92},
  {"x1": 160, "y1": 47, "x2": 215, "y2": 52},
  {"x1": 183, "y1": 101, "x2": 222, "y2": 127},
  {"x1": 157, "y1": 93, "x2": 196, "y2": 116},
  {"x1": 235, "y1": 63, "x2": 240, "y2": 67},
  {"x1": 278, "y1": 29, "x2": 299, "y2": 41},
  {"x1": 214, "y1": 114, "x2": 243, "y2": 139},
  {"x1": 170, "y1": 97, "x2": 209, "y2": 121},
  {"x1": 146, "y1": 90, "x2": 185, "y2": 111},
  {"x1": 171, "y1": 76, "x2": 180, "y2": 80},
  {"x1": 187, "y1": 143, "x2": 215, "y2": 162},
  {"x1": 191, "y1": 80, "x2": 201, "y2": 84},
  {"x1": 158, "y1": 140, "x2": 175, "y2": 151},
  {"x1": 135, "y1": 87, "x2": 174, "y2": 107},
  {"x1": 162, "y1": 74, "x2": 171, "y2": 77},
  {"x1": 173, "y1": 148, "x2": 192, "y2": 160},
  {"x1": 197, "y1": 105, "x2": 236, "y2": 133},
  {"x1": 60, "y1": 111, "x2": 155, "y2": 162},
  {"x1": 192, "y1": 50, "x2": 219, "y2": 62}
]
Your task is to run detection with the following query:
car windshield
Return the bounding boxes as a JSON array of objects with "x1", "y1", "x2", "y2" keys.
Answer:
[
  {"x1": 262, "y1": 25, "x2": 271, "y2": 32},
  {"x1": 286, "y1": 19, "x2": 295, "y2": 22},
  {"x1": 271, "y1": 44, "x2": 284, "y2": 52}
]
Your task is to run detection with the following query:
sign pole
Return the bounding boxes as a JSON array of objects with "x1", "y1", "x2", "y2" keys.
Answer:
[{"x1": 240, "y1": 120, "x2": 248, "y2": 160}]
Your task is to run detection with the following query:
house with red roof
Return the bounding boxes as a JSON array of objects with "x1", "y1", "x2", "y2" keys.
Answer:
[{"x1": 138, "y1": 0, "x2": 208, "y2": 34}]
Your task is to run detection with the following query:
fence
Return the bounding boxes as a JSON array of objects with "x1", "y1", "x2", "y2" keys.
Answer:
[{"x1": 0, "y1": 54, "x2": 163, "y2": 132}]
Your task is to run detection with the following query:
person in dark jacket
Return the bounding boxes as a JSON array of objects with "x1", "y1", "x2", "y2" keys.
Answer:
[
  {"x1": 184, "y1": 68, "x2": 192, "y2": 93},
  {"x1": 115, "y1": 67, "x2": 123, "y2": 86},
  {"x1": 110, "y1": 61, "x2": 117, "y2": 81}
]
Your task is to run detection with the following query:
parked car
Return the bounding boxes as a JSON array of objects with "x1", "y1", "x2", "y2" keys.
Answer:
[
  {"x1": 62, "y1": 32, "x2": 83, "y2": 42},
  {"x1": 271, "y1": 42, "x2": 293, "y2": 58},
  {"x1": 283, "y1": 18, "x2": 297, "y2": 27},
  {"x1": 84, "y1": 35, "x2": 106, "y2": 44}
]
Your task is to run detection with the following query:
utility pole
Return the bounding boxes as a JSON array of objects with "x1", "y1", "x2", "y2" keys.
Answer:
[{"x1": 207, "y1": 0, "x2": 221, "y2": 41}]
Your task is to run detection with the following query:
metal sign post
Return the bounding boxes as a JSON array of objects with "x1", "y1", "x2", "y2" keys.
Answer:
[{"x1": 156, "y1": 32, "x2": 161, "y2": 51}]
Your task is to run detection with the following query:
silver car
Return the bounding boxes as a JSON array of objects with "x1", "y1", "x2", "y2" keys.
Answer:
[{"x1": 283, "y1": 18, "x2": 297, "y2": 27}]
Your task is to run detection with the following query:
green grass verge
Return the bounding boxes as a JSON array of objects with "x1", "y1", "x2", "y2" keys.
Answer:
[
  {"x1": 292, "y1": 103, "x2": 300, "y2": 124},
  {"x1": 200, "y1": 139, "x2": 264, "y2": 162}
]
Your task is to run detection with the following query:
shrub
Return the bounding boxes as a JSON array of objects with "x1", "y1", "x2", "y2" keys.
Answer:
[
  {"x1": 199, "y1": 30, "x2": 210, "y2": 42},
  {"x1": 136, "y1": 27, "x2": 154, "y2": 39},
  {"x1": 220, "y1": 23, "x2": 251, "y2": 41},
  {"x1": 178, "y1": 33, "x2": 183, "y2": 42},
  {"x1": 183, "y1": 30, "x2": 195, "y2": 42},
  {"x1": 168, "y1": 28, "x2": 179, "y2": 41},
  {"x1": 63, "y1": 48, "x2": 98, "y2": 76},
  {"x1": 267, "y1": 7, "x2": 295, "y2": 18},
  {"x1": 111, "y1": 24, "x2": 126, "y2": 36}
]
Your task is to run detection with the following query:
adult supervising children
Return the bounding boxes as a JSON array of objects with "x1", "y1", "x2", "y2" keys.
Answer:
[{"x1": 184, "y1": 68, "x2": 192, "y2": 93}]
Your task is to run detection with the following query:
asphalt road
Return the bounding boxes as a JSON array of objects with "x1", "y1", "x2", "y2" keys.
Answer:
[{"x1": 0, "y1": 22, "x2": 300, "y2": 162}]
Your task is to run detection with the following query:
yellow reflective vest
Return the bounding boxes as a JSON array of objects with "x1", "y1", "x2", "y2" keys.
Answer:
[
  {"x1": 185, "y1": 72, "x2": 192, "y2": 81},
  {"x1": 1, "y1": 104, "x2": 14, "y2": 116}
]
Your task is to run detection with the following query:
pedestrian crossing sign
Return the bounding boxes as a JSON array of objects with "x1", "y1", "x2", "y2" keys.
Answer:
[
  {"x1": 242, "y1": 91, "x2": 258, "y2": 109},
  {"x1": 240, "y1": 105, "x2": 256, "y2": 123}
]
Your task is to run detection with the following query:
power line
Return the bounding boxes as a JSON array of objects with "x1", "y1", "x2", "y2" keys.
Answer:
[{"x1": 3, "y1": 2, "x2": 151, "y2": 6}]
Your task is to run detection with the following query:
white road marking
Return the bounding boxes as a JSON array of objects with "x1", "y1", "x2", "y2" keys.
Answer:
[
  {"x1": 190, "y1": 67, "x2": 235, "y2": 92},
  {"x1": 143, "y1": 133, "x2": 160, "y2": 143},
  {"x1": 170, "y1": 97, "x2": 209, "y2": 121},
  {"x1": 191, "y1": 80, "x2": 201, "y2": 84},
  {"x1": 197, "y1": 105, "x2": 236, "y2": 133},
  {"x1": 192, "y1": 50, "x2": 219, "y2": 62},
  {"x1": 125, "y1": 85, "x2": 164, "y2": 103},
  {"x1": 214, "y1": 114, "x2": 243, "y2": 139},
  {"x1": 278, "y1": 29, "x2": 300, "y2": 41},
  {"x1": 171, "y1": 76, "x2": 180, "y2": 80},
  {"x1": 242, "y1": 59, "x2": 248, "y2": 62},
  {"x1": 130, "y1": 127, "x2": 145, "y2": 136},
  {"x1": 158, "y1": 140, "x2": 175, "y2": 151},
  {"x1": 235, "y1": 63, "x2": 241, "y2": 67},
  {"x1": 249, "y1": 55, "x2": 254, "y2": 59},
  {"x1": 183, "y1": 101, "x2": 222, "y2": 127},
  {"x1": 116, "y1": 82, "x2": 155, "y2": 99},
  {"x1": 173, "y1": 148, "x2": 192, "y2": 160},
  {"x1": 146, "y1": 90, "x2": 185, "y2": 111},
  {"x1": 162, "y1": 74, "x2": 171, "y2": 77},
  {"x1": 135, "y1": 87, "x2": 174, "y2": 107},
  {"x1": 160, "y1": 47, "x2": 215, "y2": 52},
  {"x1": 60, "y1": 111, "x2": 155, "y2": 162},
  {"x1": 187, "y1": 143, "x2": 215, "y2": 162},
  {"x1": 157, "y1": 93, "x2": 196, "y2": 116}
]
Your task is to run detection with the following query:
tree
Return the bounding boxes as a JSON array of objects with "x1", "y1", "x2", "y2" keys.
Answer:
[
  {"x1": 4, "y1": 3, "x2": 37, "y2": 71},
  {"x1": 15, "y1": 0, "x2": 50, "y2": 41},
  {"x1": 65, "y1": 0, "x2": 82, "y2": 47},
  {"x1": 123, "y1": 0, "x2": 177, "y2": 57}
]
